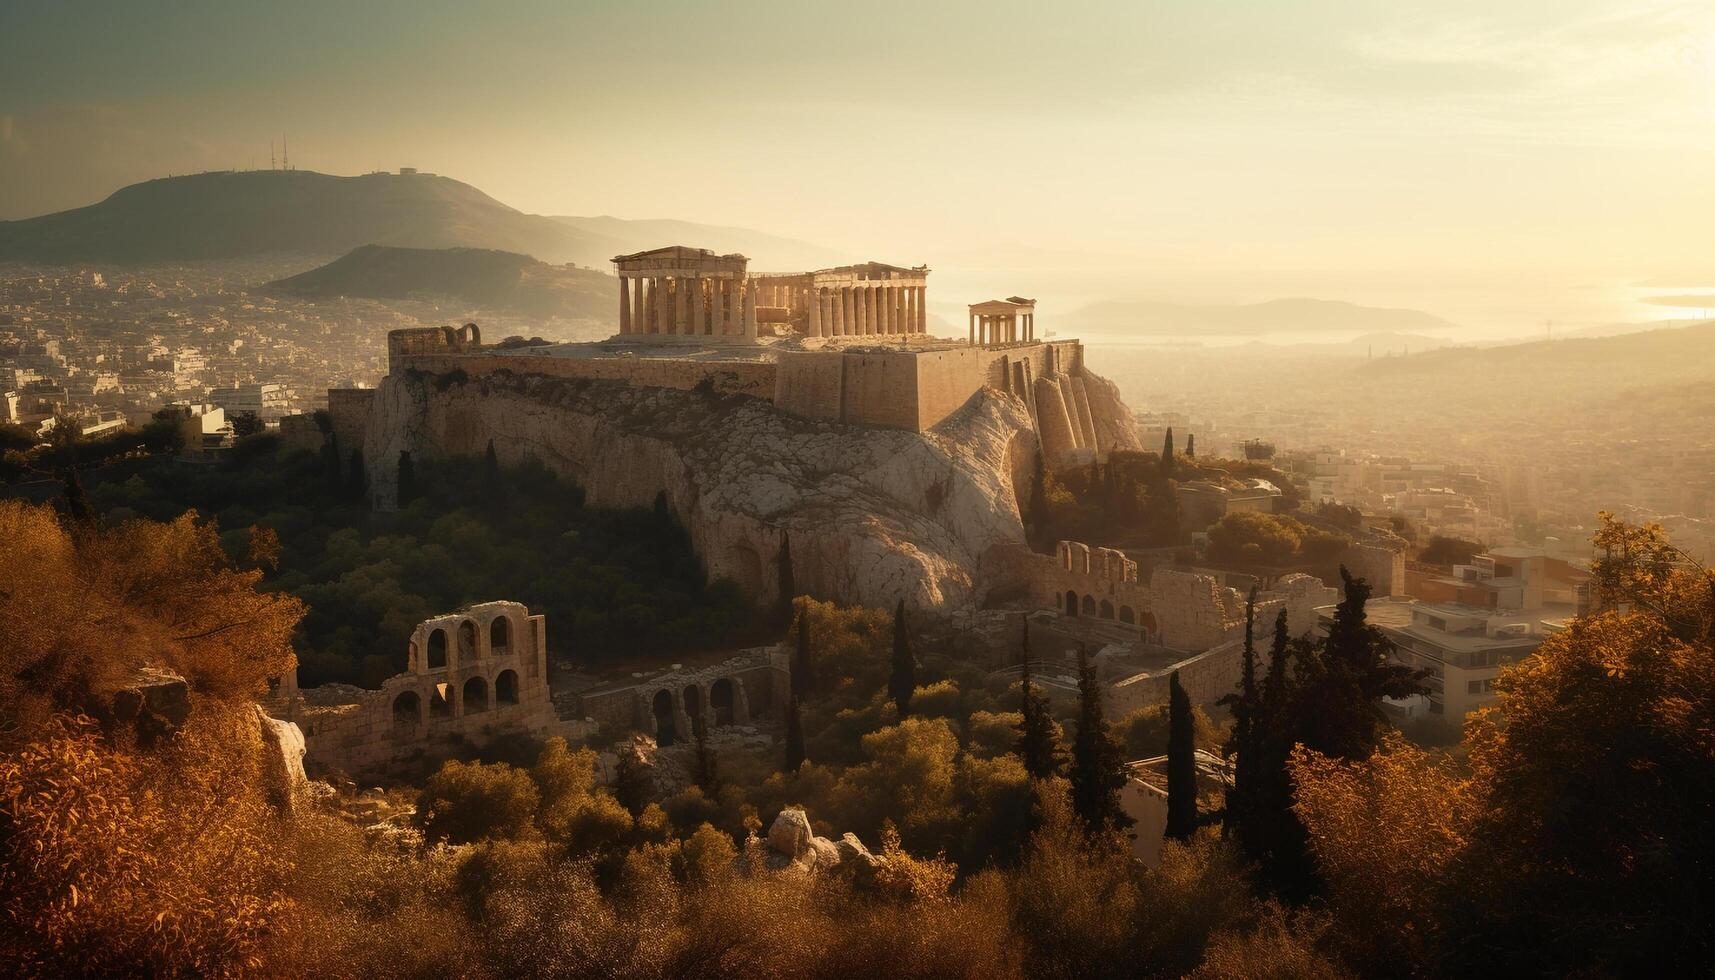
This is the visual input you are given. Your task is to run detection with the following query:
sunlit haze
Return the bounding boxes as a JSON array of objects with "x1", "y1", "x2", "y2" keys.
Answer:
[{"x1": 5, "y1": 0, "x2": 1715, "y2": 333}]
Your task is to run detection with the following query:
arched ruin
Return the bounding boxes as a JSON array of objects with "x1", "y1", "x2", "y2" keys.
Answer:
[
  {"x1": 711, "y1": 678, "x2": 735, "y2": 726},
  {"x1": 1119, "y1": 605, "x2": 1136, "y2": 625},
  {"x1": 653, "y1": 689, "x2": 678, "y2": 746},
  {"x1": 1100, "y1": 599, "x2": 1115, "y2": 620},
  {"x1": 495, "y1": 669, "x2": 519, "y2": 705},
  {"x1": 491, "y1": 616, "x2": 512, "y2": 654},
  {"x1": 462, "y1": 675, "x2": 489, "y2": 713},
  {"x1": 392, "y1": 691, "x2": 421, "y2": 730},
  {"x1": 1065, "y1": 590, "x2": 1079, "y2": 616},
  {"x1": 427, "y1": 629, "x2": 448, "y2": 669},
  {"x1": 430, "y1": 683, "x2": 453, "y2": 719},
  {"x1": 458, "y1": 619, "x2": 479, "y2": 662},
  {"x1": 1081, "y1": 594, "x2": 1097, "y2": 617}
]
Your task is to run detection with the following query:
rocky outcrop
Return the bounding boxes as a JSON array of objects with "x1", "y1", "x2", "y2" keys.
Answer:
[
  {"x1": 765, "y1": 807, "x2": 846, "y2": 872},
  {"x1": 84, "y1": 667, "x2": 191, "y2": 748},
  {"x1": 257, "y1": 707, "x2": 309, "y2": 814},
  {"x1": 364, "y1": 370, "x2": 1047, "y2": 610}
]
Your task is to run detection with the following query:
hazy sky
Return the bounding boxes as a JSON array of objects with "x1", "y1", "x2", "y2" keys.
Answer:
[{"x1": 3, "y1": 0, "x2": 1713, "y2": 330}]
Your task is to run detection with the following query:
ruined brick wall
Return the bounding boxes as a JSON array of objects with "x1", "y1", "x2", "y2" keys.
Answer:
[
  {"x1": 399, "y1": 351, "x2": 778, "y2": 399},
  {"x1": 326, "y1": 388, "x2": 375, "y2": 471},
  {"x1": 572, "y1": 648, "x2": 787, "y2": 742}
]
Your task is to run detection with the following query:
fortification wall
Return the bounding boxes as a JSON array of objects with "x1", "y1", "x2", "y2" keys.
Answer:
[
  {"x1": 399, "y1": 351, "x2": 778, "y2": 400},
  {"x1": 326, "y1": 388, "x2": 375, "y2": 470}
]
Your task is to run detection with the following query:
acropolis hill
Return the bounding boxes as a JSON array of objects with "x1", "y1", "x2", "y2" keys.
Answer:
[{"x1": 325, "y1": 245, "x2": 1143, "y2": 609}]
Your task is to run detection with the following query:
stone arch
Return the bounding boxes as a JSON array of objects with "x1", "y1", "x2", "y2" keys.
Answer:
[
  {"x1": 459, "y1": 322, "x2": 481, "y2": 346},
  {"x1": 407, "y1": 640, "x2": 419, "y2": 672},
  {"x1": 1099, "y1": 599, "x2": 1115, "y2": 620},
  {"x1": 1119, "y1": 605, "x2": 1136, "y2": 625},
  {"x1": 495, "y1": 669, "x2": 519, "y2": 705},
  {"x1": 490, "y1": 615, "x2": 512, "y2": 654},
  {"x1": 458, "y1": 619, "x2": 479, "y2": 661},
  {"x1": 462, "y1": 675, "x2": 489, "y2": 713},
  {"x1": 1065, "y1": 590, "x2": 1079, "y2": 616},
  {"x1": 652, "y1": 689, "x2": 678, "y2": 747},
  {"x1": 1081, "y1": 594, "x2": 1097, "y2": 617},
  {"x1": 711, "y1": 678, "x2": 735, "y2": 727},
  {"x1": 427, "y1": 629, "x2": 448, "y2": 670},
  {"x1": 430, "y1": 682, "x2": 453, "y2": 719},
  {"x1": 1139, "y1": 610, "x2": 1158, "y2": 639},
  {"x1": 392, "y1": 691, "x2": 421, "y2": 730},
  {"x1": 439, "y1": 324, "x2": 459, "y2": 348}
]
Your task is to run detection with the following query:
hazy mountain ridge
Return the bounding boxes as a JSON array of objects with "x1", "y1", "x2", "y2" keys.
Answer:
[
  {"x1": 265, "y1": 245, "x2": 614, "y2": 320},
  {"x1": 1361, "y1": 318, "x2": 1715, "y2": 388},
  {"x1": 1068, "y1": 296, "x2": 1458, "y2": 336}
]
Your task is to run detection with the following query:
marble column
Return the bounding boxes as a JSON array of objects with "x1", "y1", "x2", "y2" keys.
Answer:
[
  {"x1": 855, "y1": 286, "x2": 868, "y2": 335},
  {"x1": 842, "y1": 287, "x2": 855, "y2": 336},
  {"x1": 645, "y1": 278, "x2": 659, "y2": 334},
  {"x1": 673, "y1": 278, "x2": 689, "y2": 335},
  {"x1": 634, "y1": 278, "x2": 648, "y2": 334},
  {"x1": 894, "y1": 288, "x2": 906, "y2": 335},
  {"x1": 917, "y1": 286, "x2": 928, "y2": 333},
  {"x1": 619, "y1": 276, "x2": 632, "y2": 333},
  {"x1": 968, "y1": 311, "x2": 975, "y2": 346},
  {"x1": 691, "y1": 277, "x2": 706, "y2": 335},
  {"x1": 808, "y1": 287, "x2": 823, "y2": 337},
  {"x1": 743, "y1": 280, "x2": 758, "y2": 338}
]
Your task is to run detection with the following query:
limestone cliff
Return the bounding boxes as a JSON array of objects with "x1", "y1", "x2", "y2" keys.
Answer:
[{"x1": 362, "y1": 363, "x2": 1138, "y2": 610}]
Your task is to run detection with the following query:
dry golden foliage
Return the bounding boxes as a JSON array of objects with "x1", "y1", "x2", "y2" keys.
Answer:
[
  {"x1": 0, "y1": 501, "x2": 303, "y2": 728},
  {"x1": 1289, "y1": 733, "x2": 1475, "y2": 967},
  {"x1": 0, "y1": 710, "x2": 290, "y2": 978}
]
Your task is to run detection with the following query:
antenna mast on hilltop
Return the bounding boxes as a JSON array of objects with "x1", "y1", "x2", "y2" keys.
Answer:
[
  {"x1": 270, "y1": 140, "x2": 276, "y2": 170},
  {"x1": 283, "y1": 135, "x2": 289, "y2": 171}
]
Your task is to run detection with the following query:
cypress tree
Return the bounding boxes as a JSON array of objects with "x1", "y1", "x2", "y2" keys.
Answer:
[
  {"x1": 396, "y1": 450, "x2": 416, "y2": 506},
  {"x1": 61, "y1": 468, "x2": 94, "y2": 525},
  {"x1": 888, "y1": 599, "x2": 915, "y2": 717},
  {"x1": 693, "y1": 719, "x2": 718, "y2": 794},
  {"x1": 1015, "y1": 619, "x2": 1062, "y2": 779},
  {"x1": 1027, "y1": 448, "x2": 1051, "y2": 550},
  {"x1": 1186, "y1": 433, "x2": 1195, "y2": 458},
  {"x1": 1166, "y1": 670, "x2": 1199, "y2": 841},
  {"x1": 1262, "y1": 607, "x2": 1291, "y2": 712},
  {"x1": 345, "y1": 448, "x2": 367, "y2": 501},
  {"x1": 321, "y1": 433, "x2": 342, "y2": 492},
  {"x1": 1218, "y1": 587, "x2": 1261, "y2": 836},
  {"x1": 783, "y1": 696, "x2": 806, "y2": 773},
  {"x1": 1162, "y1": 427, "x2": 1175, "y2": 469},
  {"x1": 614, "y1": 747, "x2": 653, "y2": 816},
  {"x1": 1068, "y1": 643, "x2": 1134, "y2": 835},
  {"x1": 792, "y1": 601, "x2": 815, "y2": 699},
  {"x1": 776, "y1": 532, "x2": 796, "y2": 626}
]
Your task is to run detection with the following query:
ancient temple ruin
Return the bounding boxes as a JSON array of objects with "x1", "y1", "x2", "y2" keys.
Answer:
[{"x1": 613, "y1": 246, "x2": 931, "y2": 342}]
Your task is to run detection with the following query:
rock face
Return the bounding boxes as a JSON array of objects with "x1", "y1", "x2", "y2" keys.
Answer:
[
  {"x1": 766, "y1": 807, "x2": 844, "y2": 872},
  {"x1": 363, "y1": 370, "x2": 1060, "y2": 610},
  {"x1": 86, "y1": 667, "x2": 191, "y2": 748},
  {"x1": 257, "y1": 707, "x2": 309, "y2": 814}
]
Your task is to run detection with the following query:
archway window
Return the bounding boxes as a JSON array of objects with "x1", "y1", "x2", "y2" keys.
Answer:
[
  {"x1": 427, "y1": 630, "x2": 448, "y2": 670},
  {"x1": 1139, "y1": 611, "x2": 1158, "y2": 640},
  {"x1": 490, "y1": 616, "x2": 511, "y2": 654},
  {"x1": 653, "y1": 690, "x2": 678, "y2": 747},
  {"x1": 711, "y1": 678, "x2": 735, "y2": 727},
  {"x1": 459, "y1": 620, "x2": 479, "y2": 660},
  {"x1": 495, "y1": 669, "x2": 519, "y2": 705},
  {"x1": 1065, "y1": 590, "x2": 1079, "y2": 616},
  {"x1": 1099, "y1": 600, "x2": 1115, "y2": 620},
  {"x1": 392, "y1": 691, "x2": 421, "y2": 730},
  {"x1": 1119, "y1": 605, "x2": 1136, "y2": 625},
  {"x1": 1081, "y1": 595, "x2": 1097, "y2": 617},
  {"x1": 462, "y1": 676, "x2": 489, "y2": 713},
  {"x1": 430, "y1": 683, "x2": 453, "y2": 719}
]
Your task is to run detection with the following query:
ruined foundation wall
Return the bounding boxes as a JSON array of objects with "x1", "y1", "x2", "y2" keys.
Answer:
[{"x1": 400, "y1": 352, "x2": 778, "y2": 400}]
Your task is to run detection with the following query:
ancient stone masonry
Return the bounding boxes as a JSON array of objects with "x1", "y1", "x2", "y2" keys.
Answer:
[
  {"x1": 572, "y1": 646, "x2": 786, "y2": 746},
  {"x1": 968, "y1": 297, "x2": 1036, "y2": 345},
  {"x1": 612, "y1": 248, "x2": 930, "y2": 342},
  {"x1": 270, "y1": 600, "x2": 593, "y2": 780},
  {"x1": 983, "y1": 540, "x2": 1336, "y2": 654}
]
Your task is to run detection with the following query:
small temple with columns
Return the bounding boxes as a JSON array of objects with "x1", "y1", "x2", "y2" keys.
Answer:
[{"x1": 967, "y1": 297, "x2": 1037, "y2": 345}]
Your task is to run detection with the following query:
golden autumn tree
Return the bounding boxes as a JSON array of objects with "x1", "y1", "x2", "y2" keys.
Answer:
[
  {"x1": 0, "y1": 501, "x2": 306, "y2": 977},
  {"x1": 1293, "y1": 514, "x2": 1715, "y2": 977}
]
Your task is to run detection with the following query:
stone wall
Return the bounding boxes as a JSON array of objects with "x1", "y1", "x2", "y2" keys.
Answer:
[
  {"x1": 574, "y1": 647, "x2": 787, "y2": 744},
  {"x1": 401, "y1": 351, "x2": 778, "y2": 400},
  {"x1": 981, "y1": 540, "x2": 1336, "y2": 655}
]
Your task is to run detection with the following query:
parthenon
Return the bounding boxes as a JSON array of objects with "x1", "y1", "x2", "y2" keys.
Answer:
[
  {"x1": 612, "y1": 247, "x2": 929, "y2": 341},
  {"x1": 968, "y1": 297, "x2": 1036, "y2": 345}
]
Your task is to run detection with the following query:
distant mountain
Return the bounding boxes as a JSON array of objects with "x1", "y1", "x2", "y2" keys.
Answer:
[
  {"x1": 0, "y1": 170, "x2": 604, "y2": 266},
  {"x1": 0, "y1": 169, "x2": 860, "y2": 273},
  {"x1": 266, "y1": 245, "x2": 613, "y2": 319},
  {"x1": 1362, "y1": 319, "x2": 1715, "y2": 389},
  {"x1": 1068, "y1": 297, "x2": 1458, "y2": 336}
]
